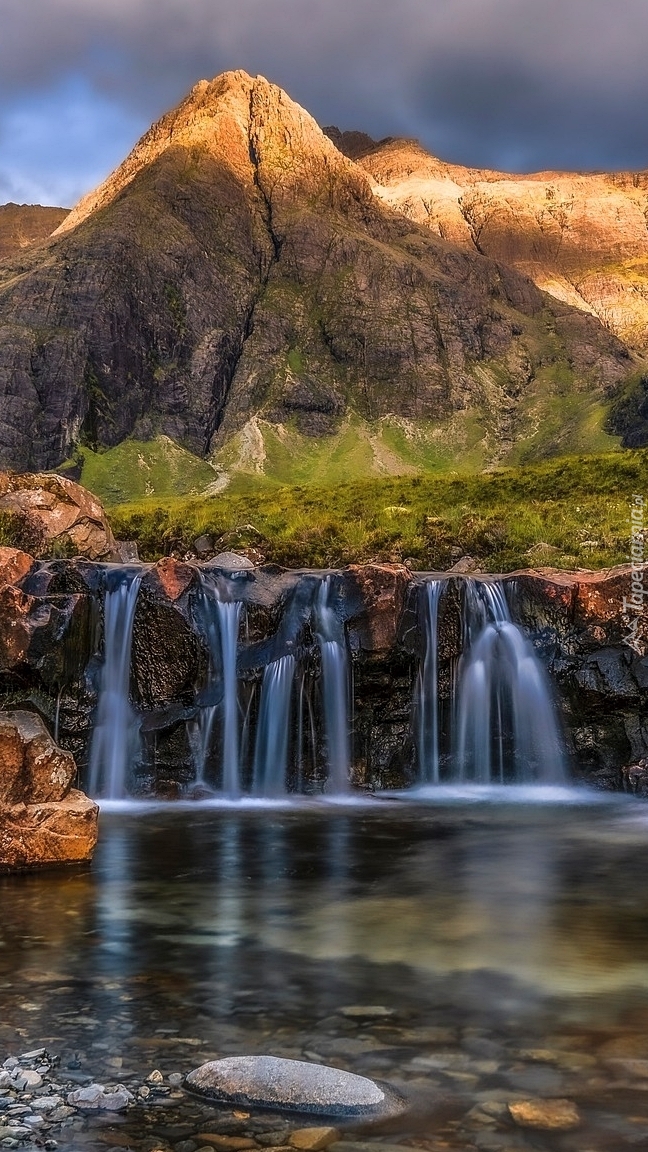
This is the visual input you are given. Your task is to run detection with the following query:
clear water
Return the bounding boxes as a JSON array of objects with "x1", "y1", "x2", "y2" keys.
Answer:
[
  {"x1": 315, "y1": 578, "x2": 351, "y2": 793},
  {"x1": 192, "y1": 577, "x2": 243, "y2": 796},
  {"x1": 455, "y1": 581, "x2": 566, "y2": 783},
  {"x1": 88, "y1": 571, "x2": 142, "y2": 799},
  {"x1": 417, "y1": 581, "x2": 442, "y2": 783},
  {"x1": 3, "y1": 794, "x2": 648, "y2": 1150},
  {"x1": 253, "y1": 655, "x2": 296, "y2": 796}
]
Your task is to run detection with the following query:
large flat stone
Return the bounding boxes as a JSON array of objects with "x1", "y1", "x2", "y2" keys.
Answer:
[{"x1": 185, "y1": 1056, "x2": 392, "y2": 1117}]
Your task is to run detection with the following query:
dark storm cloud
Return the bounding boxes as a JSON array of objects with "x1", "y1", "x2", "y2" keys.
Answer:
[{"x1": 2, "y1": 0, "x2": 648, "y2": 205}]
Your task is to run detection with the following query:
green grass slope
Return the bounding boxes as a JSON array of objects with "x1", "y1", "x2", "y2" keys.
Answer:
[
  {"x1": 62, "y1": 436, "x2": 221, "y2": 505},
  {"x1": 110, "y1": 448, "x2": 648, "y2": 572}
]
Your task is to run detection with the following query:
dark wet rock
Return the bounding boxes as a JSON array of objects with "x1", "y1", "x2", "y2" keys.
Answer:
[
  {"x1": 185, "y1": 1056, "x2": 396, "y2": 1117},
  {"x1": 194, "y1": 535, "x2": 214, "y2": 557},
  {"x1": 620, "y1": 758, "x2": 648, "y2": 795},
  {"x1": 345, "y1": 565, "x2": 409, "y2": 655},
  {"x1": 144, "y1": 557, "x2": 198, "y2": 604},
  {"x1": 131, "y1": 588, "x2": 203, "y2": 709}
]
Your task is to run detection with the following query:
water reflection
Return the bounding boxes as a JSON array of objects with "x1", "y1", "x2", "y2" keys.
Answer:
[{"x1": 3, "y1": 800, "x2": 648, "y2": 1149}]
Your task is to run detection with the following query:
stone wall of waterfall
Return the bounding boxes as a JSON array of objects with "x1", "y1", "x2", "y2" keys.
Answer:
[{"x1": 4, "y1": 556, "x2": 647, "y2": 798}]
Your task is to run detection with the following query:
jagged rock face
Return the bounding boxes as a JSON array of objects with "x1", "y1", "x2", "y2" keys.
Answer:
[
  {"x1": 353, "y1": 135, "x2": 648, "y2": 352},
  {"x1": 0, "y1": 71, "x2": 636, "y2": 470},
  {"x1": 0, "y1": 710, "x2": 98, "y2": 871},
  {"x1": 0, "y1": 204, "x2": 68, "y2": 260}
]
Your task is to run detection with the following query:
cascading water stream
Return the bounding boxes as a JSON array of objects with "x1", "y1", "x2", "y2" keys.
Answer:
[
  {"x1": 193, "y1": 577, "x2": 242, "y2": 797},
  {"x1": 315, "y1": 577, "x2": 351, "y2": 793},
  {"x1": 89, "y1": 569, "x2": 143, "y2": 799},
  {"x1": 253, "y1": 654, "x2": 296, "y2": 796},
  {"x1": 417, "y1": 580, "x2": 442, "y2": 783},
  {"x1": 454, "y1": 580, "x2": 566, "y2": 783}
]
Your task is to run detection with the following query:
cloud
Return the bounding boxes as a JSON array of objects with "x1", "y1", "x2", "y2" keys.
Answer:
[{"x1": 2, "y1": 0, "x2": 648, "y2": 205}]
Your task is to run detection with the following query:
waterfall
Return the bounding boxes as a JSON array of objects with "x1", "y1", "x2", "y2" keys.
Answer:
[
  {"x1": 417, "y1": 580, "x2": 442, "y2": 783},
  {"x1": 194, "y1": 578, "x2": 242, "y2": 797},
  {"x1": 315, "y1": 578, "x2": 351, "y2": 793},
  {"x1": 89, "y1": 570, "x2": 142, "y2": 799},
  {"x1": 454, "y1": 580, "x2": 566, "y2": 783},
  {"x1": 253, "y1": 655, "x2": 296, "y2": 796}
]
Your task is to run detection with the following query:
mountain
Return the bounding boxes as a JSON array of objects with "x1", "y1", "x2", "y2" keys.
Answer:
[
  {"x1": 0, "y1": 203, "x2": 68, "y2": 260},
  {"x1": 341, "y1": 133, "x2": 648, "y2": 354},
  {"x1": 0, "y1": 71, "x2": 640, "y2": 482}
]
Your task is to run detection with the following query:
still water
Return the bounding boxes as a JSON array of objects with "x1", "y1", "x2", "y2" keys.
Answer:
[{"x1": 3, "y1": 791, "x2": 648, "y2": 1150}]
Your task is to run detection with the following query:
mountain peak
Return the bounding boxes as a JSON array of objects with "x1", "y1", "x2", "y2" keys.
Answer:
[{"x1": 55, "y1": 70, "x2": 356, "y2": 237}]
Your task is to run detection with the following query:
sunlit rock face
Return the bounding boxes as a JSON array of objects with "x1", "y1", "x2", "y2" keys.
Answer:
[
  {"x1": 0, "y1": 710, "x2": 98, "y2": 871},
  {"x1": 0, "y1": 472, "x2": 119, "y2": 560},
  {"x1": 351, "y1": 134, "x2": 648, "y2": 353}
]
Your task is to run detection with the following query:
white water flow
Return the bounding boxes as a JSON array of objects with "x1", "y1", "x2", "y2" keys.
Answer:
[
  {"x1": 253, "y1": 655, "x2": 296, "y2": 796},
  {"x1": 455, "y1": 580, "x2": 566, "y2": 783},
  {"x1": 195, "y1": 581, "x2": 242, "y2": 797},
  {"x1": 417, "y1": 580, "x2": 443, "y2": 783},
  {"x1": 315, "y1": 578, "x2": 351, "y2": 793},
  {"x1": 89, "y1": 571, "x2": 142, "y2": 799}
]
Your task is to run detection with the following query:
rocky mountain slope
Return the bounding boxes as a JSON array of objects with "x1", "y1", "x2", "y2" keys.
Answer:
[
  {"x1": 340, "y1": 132, "x2": 648, "y2": 353},
  {"x1": 0, "y1": 71, "x2": 640, "y2": 478},
  {"x1": 0, "y1": 203, "x2": 68, "y2": 261}
]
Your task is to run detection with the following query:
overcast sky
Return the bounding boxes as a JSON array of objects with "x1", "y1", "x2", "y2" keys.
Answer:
[{"x1": 2, "y1": 0, "x2": 648, "y2": 207}]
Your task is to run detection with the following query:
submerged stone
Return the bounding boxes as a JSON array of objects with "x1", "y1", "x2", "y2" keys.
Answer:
[
  {"x1": 185, "y1": 1056, "x2": 390, "y2": 1116},
  {"x1": 508, "y1": 1098, "x2": 580, "y2": 1130},
  {"x1": 67, "y1": 1082, "x2": 133, "y2": 1112}
]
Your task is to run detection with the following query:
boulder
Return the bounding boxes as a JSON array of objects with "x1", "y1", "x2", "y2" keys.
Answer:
[
  {"x1": 185, "y1": 1055, "x2": 393, "y2": 1117},
  {"x1": 0, "y1": 710, "x2": 98, "y2": 870},
  {"x1": 0, "y1": 471, "x2": 118, "y2": 560},
  {"x1": 346, "y1": 564, "x2": 410, "y2": 653},
  {"x1": 143, "y1": 556, "x2": 197, "y2": 603}
]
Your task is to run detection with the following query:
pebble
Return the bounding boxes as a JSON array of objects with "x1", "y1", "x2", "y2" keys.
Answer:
[
  {"x1": 168, "y1": 1073, "x2": 184, "y2": 1087},
  {"x1": 67, "y1": 1082, "x2": 134, "y2": 1112},
  {"x1": 194, "y1": 1137, "x2": 256, "y2": 1150},
  {"x1": 338, "y1": 1006, "x2": 394, "y2": 1020},
  {"x1": 18, "y1": 1050, "x2": 46, "y2": 1063},
  {"x1": 288, "y1": 1128, "x2": 340, "y2": 1151},
  {"x1": 11, "y1": 1068, "x2": 42, "y2": 1090},
  {"x1": 148, "y1": 1069, "x2": 165, "y2": 1083},
  {"x1": 508, "y1": 1098, "x2": 581, "y2": 1130},
  {"x1": 31, "y1": 1096, "x2": 63, "y2": 1113}
]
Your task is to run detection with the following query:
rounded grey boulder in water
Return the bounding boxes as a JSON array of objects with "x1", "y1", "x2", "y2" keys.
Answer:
[
  {"x1": 185, "y1": 1056, "x2": 392, "y2": 1116},
  {"x1": 210, "y1": 552, "x2": 255, "y2": 572}
]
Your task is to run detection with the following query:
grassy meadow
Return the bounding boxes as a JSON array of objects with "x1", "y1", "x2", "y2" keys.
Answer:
[{"x1": 109, "y1": 449, "x2": 648, "y2": 572}]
